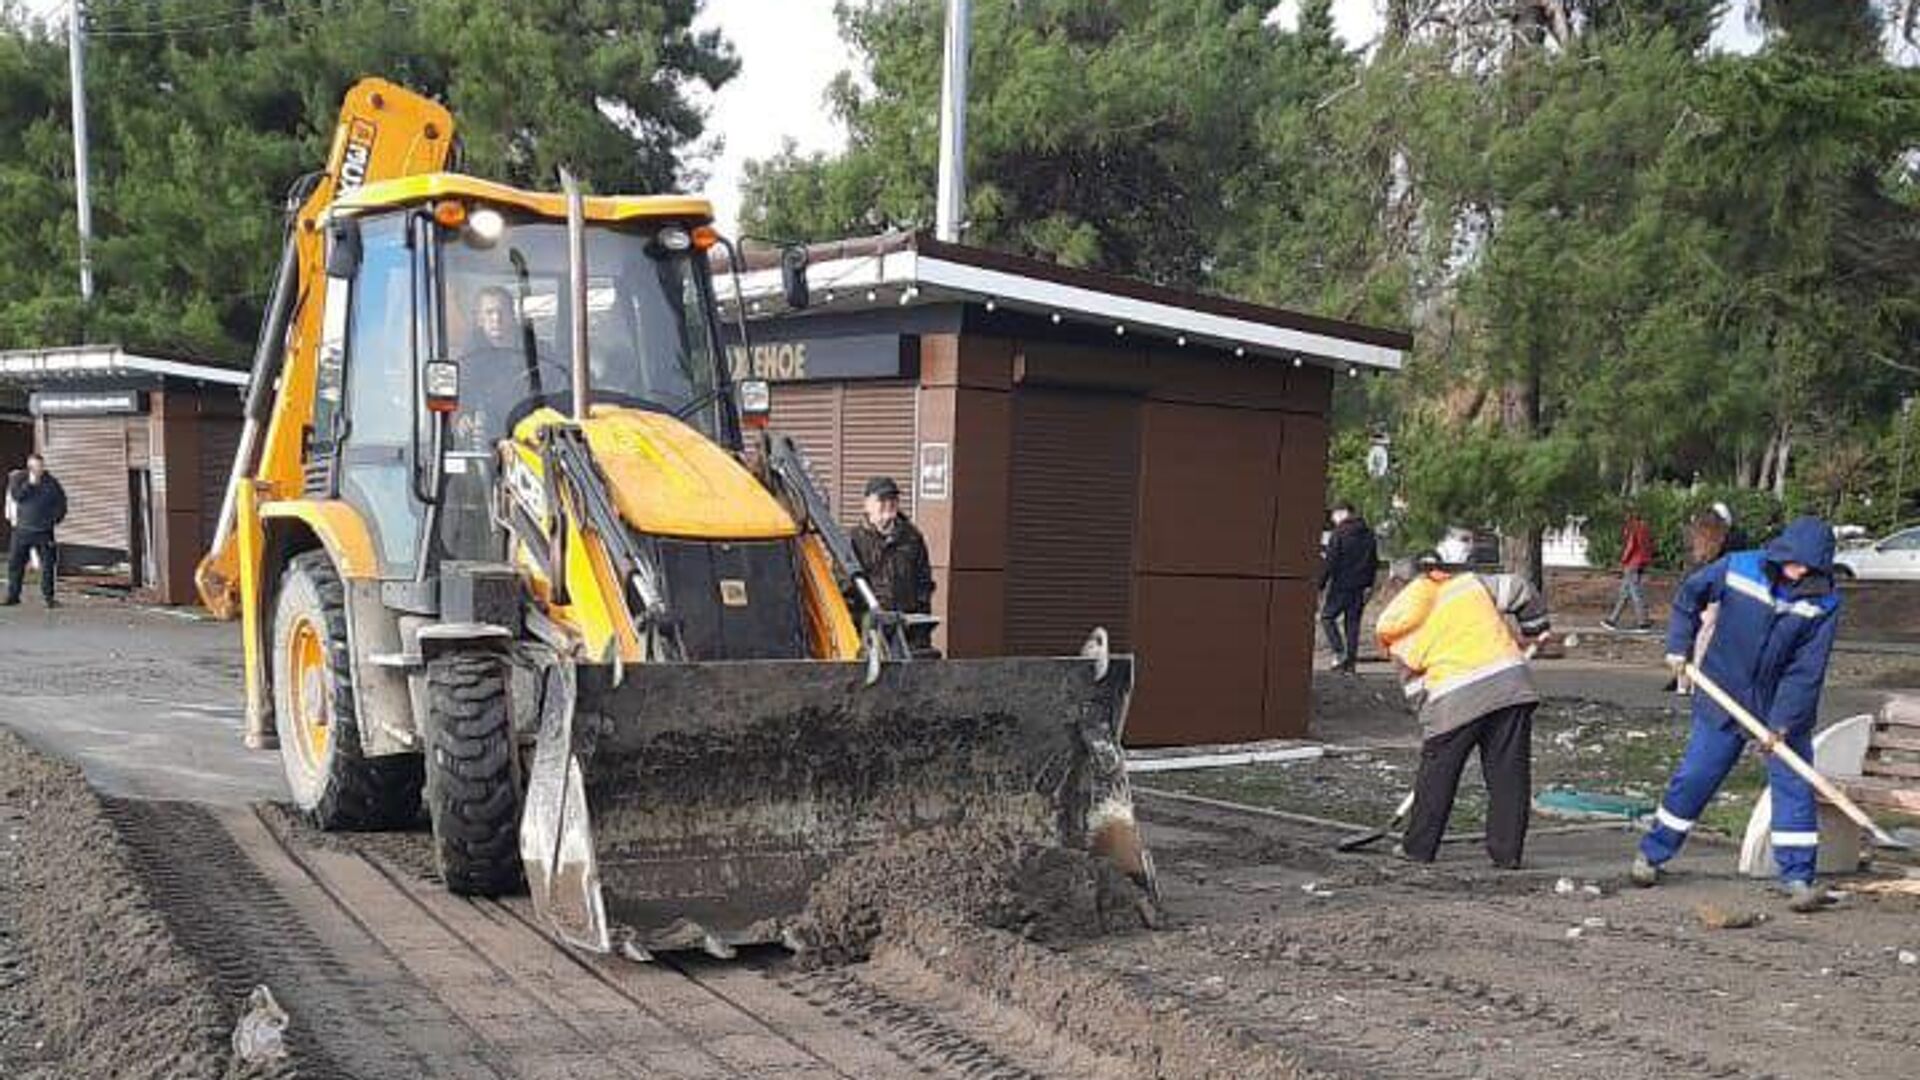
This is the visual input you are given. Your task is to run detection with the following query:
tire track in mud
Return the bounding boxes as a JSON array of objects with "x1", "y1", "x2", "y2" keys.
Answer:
[
  {"x1": 102, "y1": 799, "x2": 496, "y2": 1079},
  {"x1": 484, "y1": 891, "x2": 1113, "y2": 1079},
  {"x1": 256, "y1": 803, "x2": 1117, "y2": 1079},
  {"x1": 771, "y1": 966, "x2": 1050, "y2": 1079}
]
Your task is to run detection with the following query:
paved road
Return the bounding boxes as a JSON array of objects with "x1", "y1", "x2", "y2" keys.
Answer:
[{"x1": 0, "y1": 601, "x2": 285, "y2": 803}]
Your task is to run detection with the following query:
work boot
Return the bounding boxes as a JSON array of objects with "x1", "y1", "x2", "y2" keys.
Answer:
[
  {"x1": 43, "y1": 597, "x2": 59, "y2": 609},
  {"x1": 1600, "y1": 618, "x2": 1620, "y2": 632},
  {"x1": 1784, "y1": 880, "x2": 1829, "y2": 913},
  {"x1": 1, "y1": 597, "x2": 17, "y2": 607},
  {"x1": 1629, "y1": 852, "x2": 1661, "y2": 887}
]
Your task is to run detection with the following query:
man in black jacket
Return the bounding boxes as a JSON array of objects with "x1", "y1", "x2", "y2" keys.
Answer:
[
  {"x1": 1317, "y1": 502, "x2": 1377, "y2": 673},
  {"x1": 6, "y1": 453, "x2": 67, "y2": 608},
  {"x1": 851, "y1": 477, "x2": 935, "y2": 646}
]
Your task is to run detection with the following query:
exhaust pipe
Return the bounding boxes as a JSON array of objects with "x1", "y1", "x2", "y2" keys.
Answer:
[{"x1": 560, "y1": 167, "x2": 590, "y2": 421}]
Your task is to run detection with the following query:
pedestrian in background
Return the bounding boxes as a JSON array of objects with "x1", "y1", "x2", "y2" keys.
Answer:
[
  {"x1": 1376, "y1": 533, "x2": 1552, "y2": 868},
  {"x1": 851, "y1": 476, "x2": 935, "y2": 647},
  {"x1": 5, "y1": 452, "x2": 66, "y2": 608},
  {"x1": 1317, "y1": 501, "x2": 1378, "y2": 673},
  {"x1": 1670, "y1": 510, "x2": 1733, "y2": 695},
  {"x1": 1602, "y1": 509, "x2": 1655, "y2": 632},
  {"x1": 1633, "y1": 517, "x2": 1841, "y2": 913}
]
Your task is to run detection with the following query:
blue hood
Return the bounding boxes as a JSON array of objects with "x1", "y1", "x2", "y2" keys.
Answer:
[{"x1": 1764, "y1": 516, "x2": 1835, "y2": 575}]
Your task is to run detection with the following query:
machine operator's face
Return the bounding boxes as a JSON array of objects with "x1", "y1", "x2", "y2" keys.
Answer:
[
  {"x1": 1780, "y1": 561, "x2": 1809, "y2": 582},
  {"x1": 476, "y1": 292, "x2": 513, "y2": 347},
  {"x1": 25, "y1": 456, "x2": 43, "y2": 480},
  {"x1": 864, "y1": 494, "x2": 898, "y2": 531}
]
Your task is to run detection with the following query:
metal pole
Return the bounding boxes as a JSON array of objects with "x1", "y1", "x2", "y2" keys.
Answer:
[
  {"x1": 68, "y1": 4, "x2": 94, "y2": 303},
  {"x1": 1897, "y1": 397, "x2": 1914, "y2": 524},
  {"x1": 934, "y1": 0, "x2": 970, "y2": 242},
  {"x1": 560, "y1": 167, "x2": 590, "y2": 421}
]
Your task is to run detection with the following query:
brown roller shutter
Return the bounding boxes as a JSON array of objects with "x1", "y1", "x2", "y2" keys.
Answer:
[
  {"x1": 769, "y1": 383, "x2": 841, "y2": 516},
  {"x1": 1006, "y1": 389, "x2": 1139, "y2": 654},
  {"x1": 199, "y1": 418, "x2": 244, "y2": 550},
  {"x1": 124, "y1": 416, "x2": 151, "y2": 467},
  {"x1": 44, "y1": 417, "x2": 129, "y2": 552},
  {"x1": 837, "y1": 381, "x2": 917, "y2": 524}
]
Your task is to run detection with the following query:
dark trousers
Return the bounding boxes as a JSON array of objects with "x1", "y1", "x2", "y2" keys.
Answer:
[
  {"x1": 6, "y1": 528, "x2": 56, "y2": 602},
  {"x1": 1320, "y1": 589, "x2": 1366, "y2": 667},
  {"x1": 1403, "y1": 703, "x2": 1535, "y2": 866}
]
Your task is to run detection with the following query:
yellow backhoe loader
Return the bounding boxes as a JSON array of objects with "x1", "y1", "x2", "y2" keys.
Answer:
[{"x1": 198, "y1": 78, "x2": 1154, "y2": 956}]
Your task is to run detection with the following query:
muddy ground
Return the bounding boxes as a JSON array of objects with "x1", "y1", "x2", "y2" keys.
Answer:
[{"x1": 2, "y1": 602, "x2": 1919, "y2": 1078}]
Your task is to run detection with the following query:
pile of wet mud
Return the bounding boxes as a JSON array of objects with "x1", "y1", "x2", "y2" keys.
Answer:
[
  {"x1": 878, "y1": 911, "x2": 1322, "y2": 1080},
  {"x1": 792, "y1": 820, "x2": 1155, "y2": 963},
  {"x1": 0, "y1": 729, "x2": 270, "y2": 1079}
]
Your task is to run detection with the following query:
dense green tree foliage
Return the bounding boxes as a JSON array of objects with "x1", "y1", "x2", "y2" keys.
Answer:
[
  {"x1": 748, "y1": 0, "x2": 1920, "y2": 542},
  {"x1": 0, "y1": 0, "x2": 735, "y2": 361}
]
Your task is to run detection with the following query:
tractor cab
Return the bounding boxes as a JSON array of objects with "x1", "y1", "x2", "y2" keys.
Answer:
[{"x1": 312, "y1": 174, "x2": 738, "y2": 579}]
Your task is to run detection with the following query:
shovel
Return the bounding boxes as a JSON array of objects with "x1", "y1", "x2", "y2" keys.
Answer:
[
  {"x1": 1335, "y1": 789, "x2": 1417, "y2": 852},
  {"x1": 1686, "y1": 664, "x2": 1910, "y2": 851}
]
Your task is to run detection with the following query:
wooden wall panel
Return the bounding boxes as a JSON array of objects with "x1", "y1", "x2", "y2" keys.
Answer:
[{"x1": 1135, "y1": 403, "x2": 1282, "y2": 577}]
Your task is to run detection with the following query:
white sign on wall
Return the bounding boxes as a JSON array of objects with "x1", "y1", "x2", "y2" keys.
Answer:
[{"x1": 918, "y1": 442, "x2": 951, "y2": 501}]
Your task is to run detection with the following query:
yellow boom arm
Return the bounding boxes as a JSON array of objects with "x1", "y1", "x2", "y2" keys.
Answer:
[{"x1": 197, "y1": 78, "x2": 454, "y2": 616}]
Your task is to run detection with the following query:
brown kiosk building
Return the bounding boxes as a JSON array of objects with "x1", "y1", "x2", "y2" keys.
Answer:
[
  {"x1": 727, "y1": 234, "x2": 1408, "y2": 745},
  {"x1": 0, "y1": 346, "x2": 245, "y2": 604}
]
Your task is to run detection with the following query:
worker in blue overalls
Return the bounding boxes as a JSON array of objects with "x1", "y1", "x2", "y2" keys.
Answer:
[{"x1": 1631, "y1": 516, "x2": 1841, "y2": 913}]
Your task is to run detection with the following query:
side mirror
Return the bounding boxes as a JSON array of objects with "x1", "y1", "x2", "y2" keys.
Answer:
[
  {"x1": 737, "y1": 378, "x2": 772, "y2": 428},
  {"x1": 780, "y1": 245, "x2": 810, "y2": 310},
  {"x1": 326, "y1": 218, "x2": 362, "y2": 280},
  {"x1": 424, "y1": 360, "x2": 460, "y2": 414}
]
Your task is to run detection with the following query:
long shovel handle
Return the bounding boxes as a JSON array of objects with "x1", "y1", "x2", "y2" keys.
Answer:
[{"x1": 1686, "y1": 664, "x2": 1906, "y2": 849}]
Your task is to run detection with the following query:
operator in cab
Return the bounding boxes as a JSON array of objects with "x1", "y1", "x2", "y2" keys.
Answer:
[{"x1": 454, "y1": 285, "x2": 533, "y2": 449}]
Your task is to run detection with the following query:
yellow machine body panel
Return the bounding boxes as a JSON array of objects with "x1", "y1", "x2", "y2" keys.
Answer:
[
  {"x1": 577, "y1": 409, "x2": 799, "y2": 541},
  {"x1": 258, "y1": 500, "x2": 382, "y2": 579},
  {"x1": 334, "y1": 173, "x2": 713, "y2": 224}
]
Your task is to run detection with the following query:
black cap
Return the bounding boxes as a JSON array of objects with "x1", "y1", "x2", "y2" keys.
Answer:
[{"x1": 863, "y1": 476, "x2": 901, "y2": 500}]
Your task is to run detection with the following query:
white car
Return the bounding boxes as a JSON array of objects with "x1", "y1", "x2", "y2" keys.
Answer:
[{"x1": 1833, "y1": 525, "x2": 1920, "y2": 581}]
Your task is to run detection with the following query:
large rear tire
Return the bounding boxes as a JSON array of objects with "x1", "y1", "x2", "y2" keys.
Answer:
[
  {"x1": 424, "y1": 651, "x2": 525, "y2": 895},
  {"x1": 272, "y1": 551, "x2": 423, "y2": 829}
]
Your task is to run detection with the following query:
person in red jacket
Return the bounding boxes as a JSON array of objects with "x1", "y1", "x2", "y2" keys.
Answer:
[{"x1": 1602, "y1": 511, "x2": 1655, "y2": 632}]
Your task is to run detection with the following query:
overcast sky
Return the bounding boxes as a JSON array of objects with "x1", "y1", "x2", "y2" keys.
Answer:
[{"x1": 24, "y1": 0, "x2": 1772, "y2": 232}]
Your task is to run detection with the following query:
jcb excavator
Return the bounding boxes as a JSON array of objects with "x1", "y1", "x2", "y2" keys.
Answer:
[{"x1": 198, "y1": 78, "x2": 1154, "y2": 956}]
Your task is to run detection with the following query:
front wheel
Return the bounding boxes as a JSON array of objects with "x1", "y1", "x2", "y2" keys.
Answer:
[
  {"x1": 272, "y1": 551, "x2": 423, "y2": 829},
  {"x1": 424, "y1": 651, "x2": 525, "y2": 895}
]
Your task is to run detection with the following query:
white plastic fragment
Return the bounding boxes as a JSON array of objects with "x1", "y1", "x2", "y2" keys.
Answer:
[{"x1": 232, "y1": 985, "x2": 289, "y2": 1064}]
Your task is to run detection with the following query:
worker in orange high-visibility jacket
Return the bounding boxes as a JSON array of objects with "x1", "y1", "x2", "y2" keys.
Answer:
[{"x1": 1376, "y1": 536, "x2": 1551, "y2": 866}]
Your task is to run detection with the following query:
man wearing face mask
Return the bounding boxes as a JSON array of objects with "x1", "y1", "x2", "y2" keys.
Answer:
[
  {"x1": 5, "y1": 452, "x2": 67, "y2": 608},
  {"x1": 851, "y1": 477, "x2": 934, "y2": 646}
]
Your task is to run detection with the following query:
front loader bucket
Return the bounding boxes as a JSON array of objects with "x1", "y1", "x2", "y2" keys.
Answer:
[{"x1": 519, "y1": 654, "x2": 1152, "y2": 956}]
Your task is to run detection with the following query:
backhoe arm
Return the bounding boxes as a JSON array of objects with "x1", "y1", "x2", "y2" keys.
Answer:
[{"x1": 197, "y1": 78, "x2": 455, "y2": 615}]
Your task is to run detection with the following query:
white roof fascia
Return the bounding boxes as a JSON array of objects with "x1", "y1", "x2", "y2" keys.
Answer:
[
  {"x1": 724, "y1": 251, "x2": 917, "y2": 304},
  {"x1": 0, "y1": 346, "x2": 248, "y2": 386},
  {"x1": 912, "y1": 256, "x2": 1403, "y2": 370}
]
